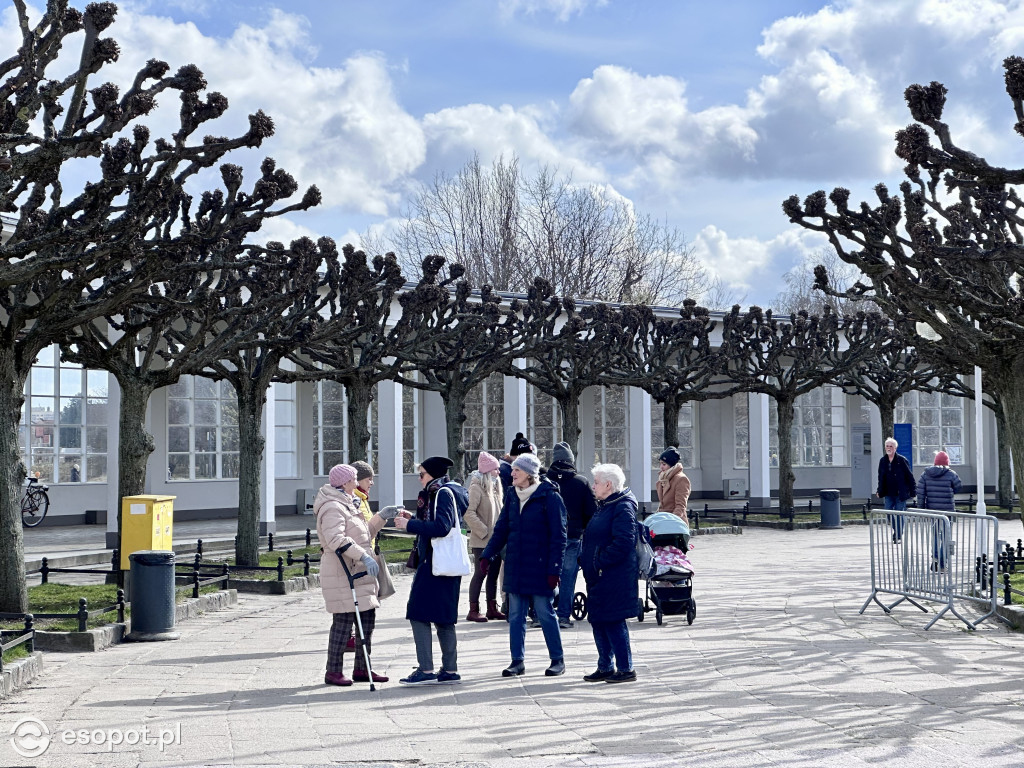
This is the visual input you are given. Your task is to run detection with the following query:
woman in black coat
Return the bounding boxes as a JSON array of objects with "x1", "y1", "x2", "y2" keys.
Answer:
[
  {"x1": 395, "y1": 456, "x2": 468, "y2": 686},
  {"x1": 580, "y1": 463, "x2": 639, "y2": 684},
  {"x1": 481, "y1": 453, "x2": 567, "y2": 678}
]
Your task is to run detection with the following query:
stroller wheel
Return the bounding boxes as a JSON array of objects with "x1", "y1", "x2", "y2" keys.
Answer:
[
  {"x1": 656, "y1": 606, "x2": 663, "y2": 626},
  {"x1": 572, "y1": 592, "x2": 588, "y2": 620},
  {"x1": 636, "y1": 597, "x2": 644, "y2": 622},
  {"x1": 686, "y1": 599, "x2": 696, "y2": 625}
]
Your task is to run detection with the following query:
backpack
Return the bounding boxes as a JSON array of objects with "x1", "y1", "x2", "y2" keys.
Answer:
[{"x1": 635, "y1": 517, "x2": 657, "y2": 579}]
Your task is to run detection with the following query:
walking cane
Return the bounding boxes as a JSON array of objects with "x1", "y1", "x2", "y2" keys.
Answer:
[{"x1": 336, "y1": 543, "x2": 378, "y2": 691}]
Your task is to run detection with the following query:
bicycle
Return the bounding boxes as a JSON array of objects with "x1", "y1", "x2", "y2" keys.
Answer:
[{"x1": 21, "y1": 476, "x2": 50, "y2": 527}]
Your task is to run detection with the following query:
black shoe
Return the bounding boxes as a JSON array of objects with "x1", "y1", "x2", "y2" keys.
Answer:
[
  {"x1": 605, "y1": 669, "x2": 637, "y2": 683},
  {"x1": 584, "y1": 668, "x2": 615, "y2": 682},
  {"x1": 545, "y1": 659, "x2": 565, "y2": 676},
  {"x1": 502, "y1": 660, "x2": 526, "y2": 677}
]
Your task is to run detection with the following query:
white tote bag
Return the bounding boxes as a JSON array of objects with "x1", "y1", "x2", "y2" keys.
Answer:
[{"x1": 431, "y1": 486, "x2": 472, "y2": 577}]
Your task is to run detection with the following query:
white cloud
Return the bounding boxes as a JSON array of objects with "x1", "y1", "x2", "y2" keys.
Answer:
[{"x1": 498, "y1": 0, "x2": 609, "y2": 22}]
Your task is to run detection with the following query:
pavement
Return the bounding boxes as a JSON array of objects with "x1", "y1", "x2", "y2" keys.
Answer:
[{"x1": 5, "y1": 516, "x2": 1024, "y2": 768}]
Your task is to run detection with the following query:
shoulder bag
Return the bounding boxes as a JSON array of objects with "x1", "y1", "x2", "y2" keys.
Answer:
[{"x1": 431, "y1": 486, "x2": 473, "y2": 577}]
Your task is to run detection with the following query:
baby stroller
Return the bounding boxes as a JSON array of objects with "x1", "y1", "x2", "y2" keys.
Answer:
[{"x1": 640, "y1": 512, "x2": 695, "y2": 625}]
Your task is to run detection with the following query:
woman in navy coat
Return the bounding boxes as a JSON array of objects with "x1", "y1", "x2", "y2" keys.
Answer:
[
  {"x1": 395, "y1": 456, "x2": 468, "y2": 685},
  {"x1": 481, "y1": 453, "x2": 567, "y2": 678},
  {"x1": 580, "y1": 463, "x2": 639, "y2": 683}
]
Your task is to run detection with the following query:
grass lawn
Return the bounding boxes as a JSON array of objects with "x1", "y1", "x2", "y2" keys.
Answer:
[{"x1": 1, "y1": 641, "x2": 30, "y2": 664}]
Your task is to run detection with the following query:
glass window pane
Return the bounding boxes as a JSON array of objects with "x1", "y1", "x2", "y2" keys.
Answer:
[
  {"x1": 323, "y1": 427, "x2": 344, "y2": 451},
  {"x1": 59, "y1": 425, "x2": 81, "y2": 449},
  {"x1": 58, "y1": 456, "x2": 80, "y2": 483},
  {"x1": 86, "y1": 455, "x2": 107, "y2": 483},
  {"x1": 222, "y1": 426, "x2": 239, "y2": 452},
  {"x1": 168, "y1": 399, "x2": 190, "y2": 425},
  {"x1": 323, "y1": 380, "x2": 344, "y2": 401},
  {"x1": 222, "y1": 453, "x2": 240, "y2": 479},
  {"x1": 323, "y1": 401, "x2": 344, "y2": 426},
  {"x1": 86, "y1": 426, "x2": 107, "y2": 453},
  {"x1": 35, "y1": 345, "x2": 54, "y2": 367},
  {"x1": 221, "y1": 399, "x2": 238, "y2": 426},
  {"x1": 168, "y1": 426, "x2": 189, "y2": 453},
  {"x1": 168, "y1": 377, "x2": 190, "y2": 398},
  {"x1": 31, "y1": 425, "x2": 54, "y2": 449},
  {"x1": 87, "y1": 371, "x2": 108, "y2": 398},
  {"x1": 31, "y1": 367, "x2": 54, "y2": 396},
  {"x1": 168, "y1": 454, "x2": 190, "y2": 480},
  {"x1": 86, "y1": 398, "x2": 108, "y2": 425},
  {"x1": 195, "y1": 453, "x2": 216, "y2": 479},
  {"x1": 194, "y1": 400, "x2": 217, "y2": 425},
  {"x1": 59, "y1": 369, "x2": 82, "y2": 397},
  {"x1": 194, "y1": 377, "x2": 217, "y2": 399},
  {"x1": 60, "y1": 398, "x2": 82, "y2": 424},
  {"x1": 195, "y1": 426, "x2": 217, "y2": 452}
]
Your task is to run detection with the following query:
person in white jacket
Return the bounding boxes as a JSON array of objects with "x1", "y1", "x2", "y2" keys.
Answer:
[{"x1": 464, "y1": 452, "x2": 505, "y2": 621}]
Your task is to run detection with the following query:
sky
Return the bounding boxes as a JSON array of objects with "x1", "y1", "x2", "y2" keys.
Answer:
[{"x1": 8, "y1": 0, "x2": 1024, "y2": 307}]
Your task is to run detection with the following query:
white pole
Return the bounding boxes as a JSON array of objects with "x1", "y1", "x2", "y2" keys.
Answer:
[{"x1": 975, "y1": 365, "x2": 986, "y2": 516}]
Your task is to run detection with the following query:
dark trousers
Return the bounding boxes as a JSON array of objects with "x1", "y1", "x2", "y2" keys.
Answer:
[
  {"x1": 469, "y1": 547, "x2": 502, "y2": 603},
  {"x1": 410, "y1": 620, "x2": 457, "y2": 673},
  {"x1": 326, "y1": 610, "x2": 375, "y2": 675}
]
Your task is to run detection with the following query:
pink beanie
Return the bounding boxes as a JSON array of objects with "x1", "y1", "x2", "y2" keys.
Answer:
[
  {"x1": 934, "y1": 451, "x2": 950, "y2": 466},
  {"x1": 478, "y1": 451, "x2": 500, "y2": 474},
  {"x1": 329, "y1": 464, "x2": 357, "y2": 488}
]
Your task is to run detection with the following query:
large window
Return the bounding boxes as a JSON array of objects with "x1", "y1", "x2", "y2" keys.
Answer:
[
  {"x1": 463, "y1": 372, "x2": 505, "y2": 473},
  {"x1": 527, "y1": 385, "x2": 561, "y2": 466},
  {"x1": 896, "y1": 390, "x2": 964, "y2": 466},
  {"x1": 25, "y1": 345, "x2": 108, "y2": 483},
  {"x1": 734, "y1": 386, "x2": 847, "y2": 468},
  {"x1": 312, "y1": 380, "x2": 377, "y2": 475},
  {"x1": 167, "y1": 377, "x2": 239, "y2": 480},
  {"x1": 651, "y1": 401, "x2": 695, "y2": 468},
  {"x1": 593, "y1": 385, "x2": 628, "y2": 468}
]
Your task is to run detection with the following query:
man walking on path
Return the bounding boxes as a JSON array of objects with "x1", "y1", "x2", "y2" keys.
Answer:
[{"x1": 547, "y1": 441, "x2": 596, "y2": 628}]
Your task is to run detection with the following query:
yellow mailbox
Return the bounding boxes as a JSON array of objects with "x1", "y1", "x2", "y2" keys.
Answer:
[{"x1": 120, "y1": 495, "x2": 176, "y2": 569}]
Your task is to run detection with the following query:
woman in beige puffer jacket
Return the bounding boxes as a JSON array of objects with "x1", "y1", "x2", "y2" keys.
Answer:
[
  {"x1": 463, "y1": 452, "x2": 505, "y2": 622},
  {"x1": 315, "y1": 464, "x2": 388, "y2": 686}
]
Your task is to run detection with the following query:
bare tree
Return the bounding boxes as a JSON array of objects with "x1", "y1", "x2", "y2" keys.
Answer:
[
  {"x1": 774, "y1": 248, "x2": 869, "y2": 316},
  {"x1": 0, "y1": 1, "x2": 291, "y2": 611},
  {"x1": 368, "y1": 153, "x2": 713, "y2": 305}
]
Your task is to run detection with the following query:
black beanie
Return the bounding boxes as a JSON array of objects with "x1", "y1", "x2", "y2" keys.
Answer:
[
  {"x1": 509, "y1": 432, "x2": 532, "y2": 457},
  {"x1": 659, "y1": 447, "x2": 680, "y2": 467},
  {"x1": 420, "y1": 456, "x2": 453, "y2": 480}
]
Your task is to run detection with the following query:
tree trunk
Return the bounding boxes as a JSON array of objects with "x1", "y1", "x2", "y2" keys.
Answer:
[
  {"x1": 993, "y1": 360, "x2": 1024, "y2": 510},
  {"x1": 0, "y1": 349, "x2": 28, "y2": 613},
  {"x1": 234, "y1": 378, "x2": 266, "y2": 567},
  {"x1": 995, "y1": 405, "x2": 1014, "y2": 508},
  {"x1": 116, "y1": 379, "x2": 156, "y2": 537},
  {"x1": 877, "y1": 395, "x2": 896, "y2": 448},
  {"x1": 442, "y1": 387, "x2": 468, "y2": 482},
  {"x1": 344, "y1": 378, "x2": 373, "y2": 464},
  {"x1": 557, "y1": 392, "x2": 582, "y2": 460},
  {"x1": 662, "y1": 397, "x2": 681, "y2": 451},
  {"x1": 775, "y1": 394, "x2": 797, "y2": 514}
]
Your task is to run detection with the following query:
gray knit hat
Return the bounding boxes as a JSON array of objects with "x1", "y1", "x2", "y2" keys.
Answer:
[
  {"x1": 351, "y1": 460, "x2": 374, "y2": 481},
  {"x1": 552, "y1": 441, "x2": 574, "y2": 466},
  {"x1": 512, "y1": 453, "x2": 541, "y2": 477}
]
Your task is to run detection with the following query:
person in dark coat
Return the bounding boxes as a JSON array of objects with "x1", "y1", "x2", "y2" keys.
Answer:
[
  {"x1": 581, "y1": 463, "x2": 639, "y2": 684},
  {"x1": 395, "y1": 456, "x2": 468, "y2": 685},
  {"x1": 481, "y1": 453, "x2": 568, "y2": 677},
  {"x1": 499, "y1": 432, "x2": 534, "y2": 492},
  {"x1": 876, "y1": 437, "x2": 916, "y2": 542},
  {"x1": 547, "y1": 441, "x2": 596, "y2": 628},
  {"x1": 916, "y1": 450, "x2": 962, "y2": 570}
]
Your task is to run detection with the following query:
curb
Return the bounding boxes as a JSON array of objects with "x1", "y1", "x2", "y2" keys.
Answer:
[
  {"x1": 995, "y1": 602, "x2": 1024, "y2": 630},
  {"x1": 232, "y1": 573, "x2": 321, "y2": 595},
  {"x1": 0, "y1": 651, "x2": 44, "y2": 698}
]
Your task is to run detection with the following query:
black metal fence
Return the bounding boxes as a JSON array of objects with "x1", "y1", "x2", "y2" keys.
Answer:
[
  {"x1": 692, "y1": 500, "x2": 871, "y2": 530},
  {"x1": 0, "y1": 616, "x2": 34, "y2": 672},
  {"x1": 0, "y1": 590, "x2": 126, "y2": 634}
]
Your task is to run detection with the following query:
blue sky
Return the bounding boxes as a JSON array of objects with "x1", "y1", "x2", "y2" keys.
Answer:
[{"x1": 8, "y1": 0, "x2": 1024, "y2": 306}]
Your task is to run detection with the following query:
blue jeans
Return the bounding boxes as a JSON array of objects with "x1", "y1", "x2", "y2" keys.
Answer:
[
  {"x1": 557, "y1": 539, "x2": 582, "y2": 620},
  {"x1": 590, "y1": 619, "x2": 632, "y2": 672},
  {"x1": 884, "y1": 496, "x2": 907, "y2": 539},
  {"x1": 508, "y1": 593, "x2": 563, "y2": 663}
]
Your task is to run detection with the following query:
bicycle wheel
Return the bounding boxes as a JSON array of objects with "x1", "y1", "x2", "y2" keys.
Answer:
[{"x1": 21, "y1": 490, "x2": 48, "y2": 527}]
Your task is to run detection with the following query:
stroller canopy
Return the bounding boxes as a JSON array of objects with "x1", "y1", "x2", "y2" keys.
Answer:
[{"x1": 644, "y1": 512, "x2": 691, "y2": 536}]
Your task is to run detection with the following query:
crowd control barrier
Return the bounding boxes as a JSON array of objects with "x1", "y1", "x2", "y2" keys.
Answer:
[{"x1": 860, "y1": 507, "x2": 1009, "y2": 630}]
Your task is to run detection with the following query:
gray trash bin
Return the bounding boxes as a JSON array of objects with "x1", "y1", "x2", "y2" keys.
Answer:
[
  {"x1": 820, "y1": 489, "x2": 841, "y2": 529},
  {"x1": 125, "y1": 550, "x2": 180, "y2": 642}
]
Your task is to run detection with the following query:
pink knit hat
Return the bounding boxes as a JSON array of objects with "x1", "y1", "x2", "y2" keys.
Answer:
[
  {"x1": 478, "y1": 451, "x2": 500, "y2": 474},
  {"x1": 329, "y1": 464, "x2": 357, "y2": 487},
  {"x1": 934, "y1": 451, "x2": 950, "y2": 466}
]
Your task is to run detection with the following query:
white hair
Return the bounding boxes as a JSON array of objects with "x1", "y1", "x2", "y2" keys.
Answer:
[
  {"x1": 591, "y1": 463, "x2": 625, "y2": 492},
  {"x1": 885, "y1": 437, "x2": 898, "y2": 448}
]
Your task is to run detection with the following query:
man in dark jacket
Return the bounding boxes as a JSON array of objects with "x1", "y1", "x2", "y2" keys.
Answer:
[
  {"x1": 876, "y1": 437, "x2": 916, "y2": 543},
  {"x1": 547, "y1": 441, "x2": 596, "y2": 628}
]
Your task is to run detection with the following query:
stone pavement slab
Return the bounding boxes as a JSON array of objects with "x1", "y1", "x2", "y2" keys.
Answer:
[{"x1": 4, "y1": 519, "x2": 1024, "y2": 768}]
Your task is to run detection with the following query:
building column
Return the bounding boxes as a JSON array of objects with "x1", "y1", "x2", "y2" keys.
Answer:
[
  {"x1": 259, "y1": 383, "x2": 276, "y2": 536},
  {"x1": 377, "y1": 378, "x2": 404, "y2": 510},
  {"x1": 504, "y1": 359, "x2": 527, "y2": 451},
  {"x1": 422, "y1": 390, "x2": 448, "y2": 458},
  {"x1": 105, "y1": 373, "x2": 122, "y2": 549},
  {"x1": 748, "y1": 392, "x2": 771, "y2": 509},
  {"x1": 628, "y1": 387, "x2": 653, "y2": 511}
]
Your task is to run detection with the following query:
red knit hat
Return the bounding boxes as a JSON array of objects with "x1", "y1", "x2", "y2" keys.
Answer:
[{"x1": 934, "y1": 451, "x2": 950, "y2": 466}]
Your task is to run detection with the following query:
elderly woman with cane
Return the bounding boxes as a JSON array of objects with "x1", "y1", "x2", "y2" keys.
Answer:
[{"x1": 314, "y1": 463, "x2": 397, "y2": 686}]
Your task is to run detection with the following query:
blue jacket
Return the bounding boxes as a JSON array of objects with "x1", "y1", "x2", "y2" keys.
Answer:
[
  {"x1": 916, "y1": 466, "x2": 962, "y2": 513},
  {"x1": 547, "y1": 461, "x2": 596, "y2": 540},
  {"x1": 405, "y1": 481, "x2": 469, "y2": 624},
  {"x1": 581, "y1": 488, "x2": 640, "y2": 623},
  {"x1": 482, "y1": 480, "x2": 567, "y2": 597},
  {"x1": 877, "y1": 453, "x2": 916, "y2": 501}
]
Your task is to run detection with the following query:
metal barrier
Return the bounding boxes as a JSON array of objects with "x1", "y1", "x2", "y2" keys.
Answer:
[{"x1": 861, "y1": 508, "x2": 1009, "y2": 630}]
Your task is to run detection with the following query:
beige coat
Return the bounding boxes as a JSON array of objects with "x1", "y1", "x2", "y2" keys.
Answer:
[
  {"x1": 314, "y1": 484, "x2": 384, "y2": 614},
  {"x1": 464, "y1": 471, "x2": 502, "y2": 549},
  {"x1": 657, "y1": 463, "x2": 691, "y2": 524}
]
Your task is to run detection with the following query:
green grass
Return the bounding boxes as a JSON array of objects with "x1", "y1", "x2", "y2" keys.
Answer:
[
  {"x1": 1005, "y1": 572, "x2": 1024, "y2": 605},
  {"x1": 2, "y1": 642, "x2": 30, "y2": 664},
  {"x1": 0, "y1": 583, "x2": 127, "y2": 632}
]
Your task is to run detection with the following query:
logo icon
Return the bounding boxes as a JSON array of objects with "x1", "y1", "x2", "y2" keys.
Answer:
[{"x1": 10, "y1": 717, "x2": 51, "y2": 758}]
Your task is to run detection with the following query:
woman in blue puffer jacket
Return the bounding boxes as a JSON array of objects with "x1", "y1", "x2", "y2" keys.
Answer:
[
  {"x1": 916, "y1": 450, "x2": 962, "y2": 569},
  {"x1": 580, "y1": 463, "x2": 639, "y2": 684}
]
